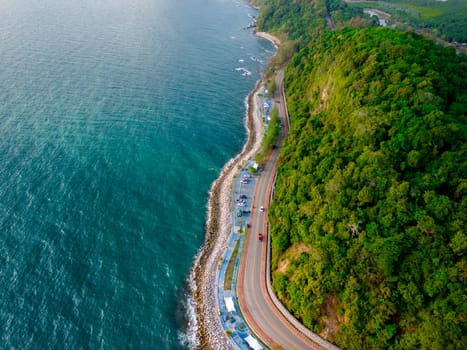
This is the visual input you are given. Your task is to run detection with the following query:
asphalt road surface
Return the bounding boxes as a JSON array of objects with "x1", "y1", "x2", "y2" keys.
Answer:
[{"x1": 237, "y1": 70, "x2": 325, "y2": 350}]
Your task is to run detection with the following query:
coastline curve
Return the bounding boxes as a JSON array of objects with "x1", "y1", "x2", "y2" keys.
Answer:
[
  {"x1": 189, "y1": 78, "x2": 266, "y2": 349},
  {"x1": 188, "y1": 31, "x2": 280, "y2": 349}
]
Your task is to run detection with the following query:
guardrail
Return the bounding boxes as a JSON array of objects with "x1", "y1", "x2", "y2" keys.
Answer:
[
  {"x1": 266, "y1": 179, "x2": 340, "y2": 350},
  {"x1": 262, "y1": 75, "x2": 340, "y2": 350}
]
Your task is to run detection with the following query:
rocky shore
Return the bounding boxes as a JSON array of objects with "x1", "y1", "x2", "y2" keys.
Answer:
[
  {"x1": 190, "y1": 77, "x2": 266, "y2": 349},
  {"x1": 187, "y1": 25, "x2": 283, "y2": 348}
]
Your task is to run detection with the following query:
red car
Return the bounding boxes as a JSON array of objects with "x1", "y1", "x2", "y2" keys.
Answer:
[{"x1": 258, "y1": 233, "x2": 263, "y2": 241}]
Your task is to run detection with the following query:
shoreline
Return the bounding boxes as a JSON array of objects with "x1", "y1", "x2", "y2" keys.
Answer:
[
  {"x1": 255, "y1": 31, "x2": 281, "y2": 47},
  {"x1": 190, "y1": 79, "x2": 265, "y2": 349},
  {"x1": 189, "y1": 30, "x2": 281, "y2": 349}
]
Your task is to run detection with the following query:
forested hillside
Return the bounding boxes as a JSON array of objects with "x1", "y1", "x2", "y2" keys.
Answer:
[
  {"x1": 348, "y1": 0, "x2": 467, "y2": 43},
  {"x1": 256, "y1": 0, "x2": 328, "y2": 43},
  {"x1": 269, "y1": 27, "x2": 467, "y2": 349},
  {"x1": 256, "y1": 0, "x2": 366, "y2": 46},
  {"x1": 256, "y1": 0, "x2": 467, "y2": 46}
]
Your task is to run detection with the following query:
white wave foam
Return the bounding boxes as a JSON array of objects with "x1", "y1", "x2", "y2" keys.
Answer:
[
  {"x1": 185, "y1": 80, "x2": 266, "y2": 348},
  {"x1": 235, "y1": 67, "x2": 252, "y2": 76},
  {"x1": 250, "y1": 55, "x2": 263, "y2": 63},
  {"x1": 177, "y1": 284, "x2": 199, "y2": 349}
]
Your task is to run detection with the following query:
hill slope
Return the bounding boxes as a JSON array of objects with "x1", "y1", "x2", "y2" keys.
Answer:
[{"x1": 270, "y1": 27, "x2": 467, "y2": 349}]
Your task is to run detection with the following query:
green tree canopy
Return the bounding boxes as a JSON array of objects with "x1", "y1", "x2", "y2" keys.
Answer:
[{"x1": 270, "y1": 27, "x2": 467, "y2": 349}]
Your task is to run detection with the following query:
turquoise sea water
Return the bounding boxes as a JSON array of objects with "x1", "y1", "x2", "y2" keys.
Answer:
[{"x1": 0, "y1": 0, "x2": 273, "y2": 348}]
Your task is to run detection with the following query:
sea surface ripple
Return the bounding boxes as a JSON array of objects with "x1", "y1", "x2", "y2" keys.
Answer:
[{"x1": 0, "y1": 0, "x2": 273, "y2": 348}]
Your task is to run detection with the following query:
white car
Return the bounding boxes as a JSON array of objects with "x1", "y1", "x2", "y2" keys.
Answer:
[{"x1": 260, "y1": 206, "x2": 265, "y2": 212}]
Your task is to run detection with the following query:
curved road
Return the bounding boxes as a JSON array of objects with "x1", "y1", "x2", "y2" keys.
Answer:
[{"x1": 237, "y1": 70, "x2": 336, "y2": 350}]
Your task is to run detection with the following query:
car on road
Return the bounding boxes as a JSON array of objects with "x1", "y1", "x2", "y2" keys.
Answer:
[
  {"x1": 258, "y1": 233, "x2": 263, "y2": 241},
  {"x1": 260, "y1": 206, "x2": 265, "y2": 212}
]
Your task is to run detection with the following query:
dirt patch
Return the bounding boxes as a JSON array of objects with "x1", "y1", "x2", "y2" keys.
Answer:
[
  {"x1": 277, "y1": 258, "x2": 289, "y2": 274},
  {"x1": 294, "y1": 242, "x2": 311, "y2": 256},
  {"x1": 276, "y1": 243, "x2": 311, "y2": 274},
  {"x1": 319, "y1": 294, "x2": 341, "y2": 340}
]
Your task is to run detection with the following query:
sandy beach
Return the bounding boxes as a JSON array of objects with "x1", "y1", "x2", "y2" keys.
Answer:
[
  {"x1": 189, "y1": 30, "x2": 280, "y2": 349},
  {"x1": 255, "y1": 31, "x2": 281, "y2": 47}
]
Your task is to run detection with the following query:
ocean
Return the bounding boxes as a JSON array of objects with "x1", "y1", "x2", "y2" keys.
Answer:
[{"x1": 0, "y1": 0, "x2": 273, "y2": 348}]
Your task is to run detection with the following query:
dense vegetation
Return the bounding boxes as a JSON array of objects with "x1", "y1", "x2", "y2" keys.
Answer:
[
  {"x1": 349, "y1": 0, "x2": 467, "y2": 43},
  {"x1": 269, "y1": 27, "x2": 467, "y2": 349},
  {"x1": 256, "y1": 0, "x2": 328, "y2": 44},
  {"x1": 255, "y1": 0, "x2": 467, "y2": 47},
  {"x1": 256, "y1": 106, "x2": 281, "y2": 164}
]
